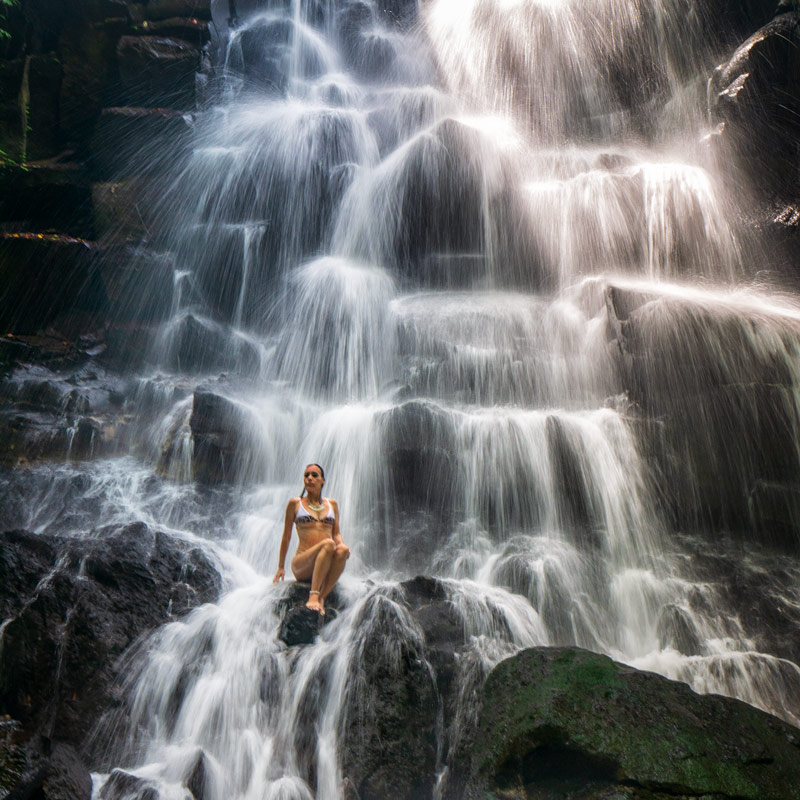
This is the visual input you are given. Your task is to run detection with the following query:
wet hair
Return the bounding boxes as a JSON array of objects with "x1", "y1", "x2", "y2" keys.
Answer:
[{"x1": 301, "y1": 463, "x2": 325, "y2": 497}]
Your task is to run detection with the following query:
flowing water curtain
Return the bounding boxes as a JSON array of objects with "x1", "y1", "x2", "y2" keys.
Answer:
[
  {"x1": 424, "y1": 0, "x2": 710, "y2": 140},
  {"x1": 73, "y1": 0, "x2": 800, "y2": 798}
]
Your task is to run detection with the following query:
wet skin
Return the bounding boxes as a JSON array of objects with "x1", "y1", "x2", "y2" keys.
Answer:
[{"x1": 273, "y1": 467, "x2": 350, "y2": 614}]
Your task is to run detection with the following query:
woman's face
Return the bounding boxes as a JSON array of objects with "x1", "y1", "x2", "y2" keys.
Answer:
[{"x1": 303, "y1": 465, "x2": 324, "y2": 496}]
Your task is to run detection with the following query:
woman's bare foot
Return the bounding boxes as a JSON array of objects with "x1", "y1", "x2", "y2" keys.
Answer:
[{"x1": 306, "y1": 590, "x2": 324, "y2": 615}]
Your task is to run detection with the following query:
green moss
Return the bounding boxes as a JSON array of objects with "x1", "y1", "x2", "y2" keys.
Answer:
[{"x1": 472, "y1": 648, "x2": 800, "y2": 800}]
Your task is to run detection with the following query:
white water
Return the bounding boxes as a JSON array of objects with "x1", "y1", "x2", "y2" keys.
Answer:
[{"x1": 3, "y1": 1, "x2": 800, "y2": 798}]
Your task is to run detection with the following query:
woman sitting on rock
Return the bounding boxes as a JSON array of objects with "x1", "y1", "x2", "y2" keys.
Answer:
[{"x1": 273, "y1": 464, "x2": 350, "y2": 614}]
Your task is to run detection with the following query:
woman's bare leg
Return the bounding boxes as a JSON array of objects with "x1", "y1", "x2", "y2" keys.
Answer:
[
  {"x1": 292, "y1": 539, "x2": 335, "y2": 613},
  {"x1": 319, "y1": 544, "x2": 350, "y2": 605}
]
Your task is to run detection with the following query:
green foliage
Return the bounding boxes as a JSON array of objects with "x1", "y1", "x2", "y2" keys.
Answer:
[
  {"x1": 0, "y1": 147, "x2": 27, "y2": 175},
  {"x1": 0, "y1": 0, "x2": 19, "y2": 40}
]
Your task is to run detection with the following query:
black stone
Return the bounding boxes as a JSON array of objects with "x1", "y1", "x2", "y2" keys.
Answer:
[
  {"x1": 100, "y1": 769, "x2": 161, "y2": 800},
  {"x1": 116, "y1": 36, "x2": 200, "y2": 109},
  {"x1": 278, "y1": 605, "x2": 324, "y2": 646},
  {"x1": 0, "y1": 525, "x2": 221, "y2": 749}
]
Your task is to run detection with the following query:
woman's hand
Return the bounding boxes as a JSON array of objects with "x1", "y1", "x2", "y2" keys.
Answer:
[{"x1": 273, "y1": 567, "x2": 285, "y2": 583}]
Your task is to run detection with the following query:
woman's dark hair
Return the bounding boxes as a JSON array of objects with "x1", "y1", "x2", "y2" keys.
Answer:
[{"x1": 301, "y1": 463, "x2": 325, "y2": 497}]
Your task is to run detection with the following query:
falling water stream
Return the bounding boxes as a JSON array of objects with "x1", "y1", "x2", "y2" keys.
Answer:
[{"x1": 2, "y1": 0, "x2": 800, "y2": 798}]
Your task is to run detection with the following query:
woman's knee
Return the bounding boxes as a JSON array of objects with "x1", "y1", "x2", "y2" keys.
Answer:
[
  {"x1": 335, "y1": 544, "x2": 350, "y2": 559},
  {"x1": 320, "y1": 539, "x2": 336, "y2": 554}
]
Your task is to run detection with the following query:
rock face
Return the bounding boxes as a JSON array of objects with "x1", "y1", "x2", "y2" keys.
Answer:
[
  {"x1": 189, "y1": 390, "x2": 262, "y2": 484},
  {"x1": 465, "y1": 647, "x2": 800, "y2": 800},
  {"x1": 0, "y1": 524, "x2": 221, "y2": 748},
  {"x1": 0, "y1": 364, "x2": 131, "y2": 467},
  {"x1": 339, "y1": 582, "x2": 440, "y2": 800},
  {"x1": 276, "y1": 581, "x2": 341, "y2": 646},
  {"x1": 603, "y1": 281, "x2": 800, "y2": 547},
  {"x1": 710, "y1": 12, "x2": 800, "y2": 205},
  {"x1": 116, "y1": 35, "x2": 200, "y2": 109}
]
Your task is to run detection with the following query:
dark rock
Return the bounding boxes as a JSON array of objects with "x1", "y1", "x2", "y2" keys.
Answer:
[
  {"x1": 95, "y1": 244, "x2": 176, "y2": 329},
  {"x1": 144, "y1": 0, "x2": 212, "y2": 22},
  {"x1": 116, "y1": 36, "x2": 200, "y2": 109},
  {"x1": 278, "y1": 605, "x2": 324, "y2": 646},
  {"x1": 40, "y1": 742, "x2": 93, "y2": 800},
  {"x1": 0, "y1": 367, "x2": 133, "y2": 464},
  {"x1": 465, "y1": 647, "x2": 800, "y2": 800},
  {"x1": 339, "y1": 588, "x2": 439, "y2": 800},
  {"x1": 375, "y1": 0, "x2": 418, "y2": 29},
  {"x1": 715, "y1": 1, "x2": 787, "y2": 40},
  {"x1": 19, "y1": 54, "x2": 62, "y2": 162},
  {"x1": 100, "y1": 769, "x2": 161, "y2": 800},
  {"x1": 58, "y1": 21, "x2": 120, "y2": 150},
  {"x1": 91, "y1": 179, "x2": 156, "y2": 244},
  {"x1": 710, "y1": 13, "x2": 800, "y2": 205},
  {"x1": 185, "y1": 750, "x2": 210, "y2": 800},
  {"x1": 379, "y1": 399, "x2": 456, "y2": 520},
  {"x1": 0, "y1": 161, "x2": 94, "y2": 239},
  {"x1": 164, "y1": 314, "x2": 260, "y2": 375},
  {"x1": 190, "y1": 390, "x2": 261, "y2": 484},
  {"x1": 0, "y1": 234, "x2": 106, "y2": 336},
  {"x1": 749, "y1": 480, "x2": 800, "y2": 551},
  {"x1": 603, "y1": 281, "x2": 800, "y2": 543},
  {"x1": 0, "y1": 718, "x2": 27, "y2": 797},
  {"x1": 90, "y1": 107, "x2": 193, "y2": 181},
  {"x1": 0, "y1": 59, "x2": 25, "y2": 161},
  {"x1": 399, "y1": 575, "x2": 465, "y2": 719},
  {"x1": 338, "y1": 2, "x2": 397, "y2": 81},
  {"x1": 0, "y1": 411, "x2": 70, "y2": 465},
  {"x1": 0, "y1": 525, "x2": 221, "y2": 747},
  {"x1": 276, "y1": 582, "x2": 342, "y2": 646},
  {"x1": 137, "y1": 17, "x2": 211, "y2": 46},
  {"x1": 231, "y1": 16, "x2": 301, "y2": 94},
  {"x1": 0, "y1": 731, "x2": 92, "y2": 800},
  {"x1": 655, "y1": 603, "x2": 703, "y2": 656},
  {"x1": 679, "y1": 534, "x2": 800, "y2": 667}
]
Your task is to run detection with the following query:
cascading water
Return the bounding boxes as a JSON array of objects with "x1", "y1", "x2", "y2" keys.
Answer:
[{"x1": 3, "y1": 0, "x2": 800, "y2": 798}]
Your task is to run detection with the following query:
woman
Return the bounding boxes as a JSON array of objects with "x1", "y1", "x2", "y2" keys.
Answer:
[{"x1": 273, "y1": 464, "x2": 350, "y2": 614}]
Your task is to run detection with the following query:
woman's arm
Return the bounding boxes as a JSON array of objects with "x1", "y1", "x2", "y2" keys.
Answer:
[
  {"x1": 331, "y1": 499, "x2": 344, "y2": 545},
  {"x1": 273, "y1": 499, "x2": 296, "y2": 582}
]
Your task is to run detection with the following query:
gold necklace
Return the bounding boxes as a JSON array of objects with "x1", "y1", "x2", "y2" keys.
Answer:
[{"x1": 307, "y1": 498, "x2": 324, "y2": 512}]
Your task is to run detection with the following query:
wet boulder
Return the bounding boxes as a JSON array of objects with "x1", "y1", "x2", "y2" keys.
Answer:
[
  {"x1": 375, "y1": 0, "x2": 418, "y2": 29},
  {"x1": 0, "y1": 738, "x2": 93, "y2": 800},
  {"x1": 0, "y1": 234, "x2": 105, "y2": 336},
  {"x1": 116, "y1": 36, "x2": 201, "y2": 109},
  {"x1": 20, "y1": 53, "x2": 63, "y2": 162},
  {"x1": 464, "y1": 647, "x2": 800, "y2": 800},
  {"x1": 58, "y1": 19, "x2": 121, "y2": 149},
  {"x1": 276, "y1": 582, "x2": 342, "y2": 646},
  {"x1": 0, "y1": 524, "x2": 221, "y2": 748},
  {"x1": 603, "y1": 281, "x2": 800, "y2": 542},
  {"x1": 99, "y1": 769, "x2": 161, "y2": 800},
  {"x1": 164, "y1": 314, "x2": 260, "y2": 375},
  {"x1": 0, "y1": 160, "x2": 94, "y2": 239},
  {"x1": 0, "y1": 719, "x2": 27, "y2": 797},
  {"x1": 0, "y1": 366, "x2": 132, "y2": 465},
  {"x1": 709, "y1": 12, "x2": 800, "y2": 204},
  {"x1": 190, "y1": 390, "x2": 262, "y2": 484},
  {"x1": 399, "y1": 575, "x2": 466, "y2": 712},
  {"x1": 144, "y1": 0, "x2": 212, "y2": 21},
  {"x1": 231, "y1": 16, "x2": 325, "y2": 93},
  {"x1": 339, "y1": 586, "x2": 439, "y2": 800},
  {"x1": 90, "y1": 107, "x2": 193, "y2": 181}
]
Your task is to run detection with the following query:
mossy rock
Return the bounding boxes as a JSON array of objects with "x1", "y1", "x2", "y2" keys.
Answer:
[{"x1": 467, "y1": 647, "x2": 800, "y2": 800}]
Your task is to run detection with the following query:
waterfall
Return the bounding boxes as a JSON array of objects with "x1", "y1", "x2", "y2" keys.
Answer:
[{"x1": 3, "y1": 1, "x2": 800, "y2": 798}]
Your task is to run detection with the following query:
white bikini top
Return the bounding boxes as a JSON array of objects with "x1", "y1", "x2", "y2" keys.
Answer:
[{"x1": 295, "y1": 497, "x2": 335, "y2": 526}]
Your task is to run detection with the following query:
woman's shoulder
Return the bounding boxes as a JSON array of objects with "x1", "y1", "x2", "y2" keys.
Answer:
[{"x1": 328, "y1": 497, "x2": 339, "y2": 509}]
